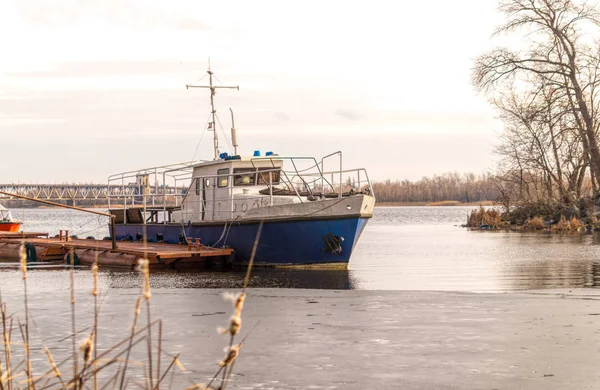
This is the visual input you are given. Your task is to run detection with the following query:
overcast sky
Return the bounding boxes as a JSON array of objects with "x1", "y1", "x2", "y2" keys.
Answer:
[{"x1": 0, "y1": 0, "x2": 507, "y2": 183}]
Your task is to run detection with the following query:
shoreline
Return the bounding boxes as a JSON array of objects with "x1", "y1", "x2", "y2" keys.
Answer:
[
  {"x1": 376, "y1": 200, "x2": 498, "y2": 207},
  {"x1": 5, "y1": 201, "x2": 499, "y2": 209}
]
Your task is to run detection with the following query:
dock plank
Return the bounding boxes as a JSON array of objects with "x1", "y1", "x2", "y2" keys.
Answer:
[
  {"x1": 0, "y1": 234, "x2": 233, "y2": 269},
  {"x1": 0, "y1": 231, "x2": 49, "y2": 239}
]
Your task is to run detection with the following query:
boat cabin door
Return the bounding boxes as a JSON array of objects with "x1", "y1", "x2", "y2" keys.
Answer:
[{"x1": 202, "y1": 168, "x2": 232, "y2": 221}]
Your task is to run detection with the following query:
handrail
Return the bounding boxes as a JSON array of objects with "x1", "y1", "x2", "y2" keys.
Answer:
[
  {"x1": 106, "y1": 153, "x2": 374, "y2": 223},
  {"x1": 320, "y1": 151, "x2": 342, "y2": 198},
  {"x1": 107, "y1": 161, "x2": 203, "y2": 181},
  {"x1": 251, "y1": 156, "x2": 336, "y2": 193}
]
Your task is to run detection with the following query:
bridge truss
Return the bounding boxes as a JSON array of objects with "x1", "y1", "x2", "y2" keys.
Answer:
[{"x1": 0, "y1": 184, "x2": 185, "y2": 201}]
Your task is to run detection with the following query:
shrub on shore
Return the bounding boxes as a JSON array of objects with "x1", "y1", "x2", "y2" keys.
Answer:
[
  {"x1": 523, "y1": 216, "x2": 545, "y2": 230},
  {"x1": 466, "y1": 205, "x2": 589, "y2": 232},
  {"x1": 551, "y1": 216, "x2": 585, "y2": 232},
  {"x1": 466, "y1": 206, "x2": 503, "y2": 228}
]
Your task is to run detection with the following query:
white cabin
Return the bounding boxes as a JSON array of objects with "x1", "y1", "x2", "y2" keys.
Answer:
[{"x1": 176, "y1": 156, "x2": 305, "y2": 223}]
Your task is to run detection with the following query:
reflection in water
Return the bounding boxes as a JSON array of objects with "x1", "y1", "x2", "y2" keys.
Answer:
[
  {"x1": 102, "y1": 268, "x2": 354, "y2": 290},
  {"x1": 504, "y1": 259, "x2": 600, "y2": 290},
  {"x1": 350, "y1": 216, "x2": 600, "y2": 292},
  {"x1": 0, "y1": 266, "x2": 354, "y2": 290},
  {"x1": 496, "y1": 232, "x2": 600, "y2": 291}
]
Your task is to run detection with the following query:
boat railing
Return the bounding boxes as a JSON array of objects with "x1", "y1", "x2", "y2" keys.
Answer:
[
  {"x1": 108, "y1": 158, "x2": 374, "y2": 225},
  {"x1": 289, "y1": 168, "x2": 374, "y2": 197},
  {"x1": 251, "y1": 155, "x2": 339, "y2": 195},
  {"x1": 107, "y1": 161, "x2": 198, "y2": 225},
  {"x1": 174, "y1": 166, "x2": 373, "y2": 222},
  {"x1": 249, "y1": 153, "x2": 373, "y2": 200},
  {"x1": 320, "y1": 151, "x2": 343, "y2": 198}
]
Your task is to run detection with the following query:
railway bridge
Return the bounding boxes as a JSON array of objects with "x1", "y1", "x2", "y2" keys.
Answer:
[{"x1": 0, "y1": 183, "x2": 187, "y2": 206}]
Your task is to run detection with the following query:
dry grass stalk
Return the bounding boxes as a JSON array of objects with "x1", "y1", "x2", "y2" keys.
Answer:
[
  {"x1": 19, "y1": 244, "x2": 34, "y2": 390},
  {"x1": 0, "y1": 261, "x2": 173, "y2": 390},
  {"x1": 1, "y1": 297, "x2": 12, "y2": 390},
  {"x1": 524, "y1": 216, "x2": 545, "y2": 230},
  {"x1": 92, "y1": 253, "x2": 99, "y2": 390},
  {"x1": 69, "y1": 250, "x2": 78, "y2": 388},
  {"x1": 551, "y1": 216, "x2": 585, "y2": 232},
  {"x1": 466, "y1": 206, "x2": 502, "y2": 228},
  {"x1": 218, "y1": 220, "x2": 263, "y2": 390},
  {"x1": 139, "y1": 225, "x2": 154, "y2": 390},
  {"x1": 118, "y1": 296, "x2": 142, "y2": 390},
  {"x1": 0, "y1": 220, "x2": 265, "y2": 390}
]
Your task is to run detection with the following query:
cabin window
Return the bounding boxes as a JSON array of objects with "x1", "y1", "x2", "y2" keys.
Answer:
[
  {"x1": 217, "y1": 168, "x2": 229, "y2": 188},
  {"x1": 257, "y1": 167, "x2": 280, "y2": 185},
  {"x1": 233, "y1": 168, "x2": 256, "y2": 186},
  {"x1": 195, "y1": 178, "x2": 200, "y2": 195}
]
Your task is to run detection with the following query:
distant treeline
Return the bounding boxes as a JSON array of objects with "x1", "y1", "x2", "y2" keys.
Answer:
[{"x1": 372, "y1": 172, "x2": 500, "y2": 203}]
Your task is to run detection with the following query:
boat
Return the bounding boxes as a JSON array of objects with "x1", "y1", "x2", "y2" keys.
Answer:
[
  {"x1": 107, "y1": 66, "x2": 376, "y2": 268},
  {"x1": 0, "y1": 204, "x2": 22, "y2": 232}
]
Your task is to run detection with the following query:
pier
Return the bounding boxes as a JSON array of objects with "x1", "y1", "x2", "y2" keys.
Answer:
[{"x1": 0, "y1": 234, "x2": 234, "y2": 269}]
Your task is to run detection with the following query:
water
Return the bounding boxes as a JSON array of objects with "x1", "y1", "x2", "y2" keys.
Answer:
[
  {"x1": 3, "y1": 206, "x2": 600, "y2": 389},
  {"x1": 6, "y1": 206, "x2": 600, "y2": 292}
]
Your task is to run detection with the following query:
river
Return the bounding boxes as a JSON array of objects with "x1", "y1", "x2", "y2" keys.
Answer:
[
  {"x1": 4, "y1": 206, "x2": 600, "y2": 292},
  {"x1": 1, "y1": 206, "x2": 599, "y2": 389}
]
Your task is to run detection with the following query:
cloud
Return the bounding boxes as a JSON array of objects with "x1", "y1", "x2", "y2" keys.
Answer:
[
  {"x1": 18, "y1": 0, "x2": 82, "y2": 25},
  {"x1": 16, "y1": 1, "x2": 211, "y2": 31},
  {"x1": 334, "y1": 109, "x2": 362, "y2": 121},
  {"x1": 273, "y1": 111, "x2": 290, "y2": 121},
  {"x1": 7, "y1": 60, "x2": 204, "y2": 78},
  {"x1": 176, "y1": 19, "x2": 210, "y2": 31}
]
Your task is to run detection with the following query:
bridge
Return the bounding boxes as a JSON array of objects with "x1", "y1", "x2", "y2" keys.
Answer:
[{"x1": 0, "y1": 183, "x2": 187, "y2": 203}]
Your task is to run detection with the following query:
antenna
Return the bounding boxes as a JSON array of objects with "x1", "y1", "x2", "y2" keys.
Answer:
[
  {"x1": 186, "y1": 62, "x2": 239, "y2": 160},
  {"x1": 230, "y1": 108, "x2": 238, "y2": 156}
]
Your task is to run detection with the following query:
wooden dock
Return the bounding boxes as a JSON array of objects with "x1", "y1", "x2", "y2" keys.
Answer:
[
  {"x1": 0, "y1": 235, "x2": 234, "y2": 270},
  {"x1": 0, "y1": 231, "x2": 49, "y2": 239}
]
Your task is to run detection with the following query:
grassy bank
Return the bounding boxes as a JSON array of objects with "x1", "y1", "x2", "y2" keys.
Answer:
[{"x1": 466, "y1": 206, "x2": 590, "y2": 232}]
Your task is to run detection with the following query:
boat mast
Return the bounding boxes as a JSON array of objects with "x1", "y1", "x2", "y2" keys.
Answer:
[
  {"x1": 186, "y1": 62, "x2": 239, "y2": 160},
  {"x1": 230, "y1": 108, "x2": 238, "y2": 156}
]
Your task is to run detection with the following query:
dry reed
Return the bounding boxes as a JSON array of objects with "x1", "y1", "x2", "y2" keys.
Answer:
[
  {"x1": 0, "y1": 221, "x2": 263, "y2": 389},
  {"x1": 551, "y1": 216, "x2": 585, "y2": 232},
  {"x1": 523, "y1": 216, "x2": 545, "y2": 230},
  {"x1": 466, "y1": 206, "x2": 503, "y2": 228}
]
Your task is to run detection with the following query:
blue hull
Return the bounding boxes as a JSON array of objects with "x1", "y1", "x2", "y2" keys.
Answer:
[{"x1": 114, "y1": 217, "x2": 370, "y2": 266}]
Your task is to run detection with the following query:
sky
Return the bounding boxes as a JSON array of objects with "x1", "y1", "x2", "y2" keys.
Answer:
[{"x1": 0, "y1": 0, "x2": 507, "y2": 183}]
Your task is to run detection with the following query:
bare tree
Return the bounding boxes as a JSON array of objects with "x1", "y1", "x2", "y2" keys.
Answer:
[{"x1": 473, "y1": 0, "x2": 600, "y2": 199}]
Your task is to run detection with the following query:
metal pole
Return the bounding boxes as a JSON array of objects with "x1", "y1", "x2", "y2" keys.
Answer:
[
  {"x1": 269, "y1": 171, "x2": 273, "y2": 206},
  {"x1": 0, "y1": 190, "x2": 118, "y2": 249},
  {"x1": 208, "y1": 70, "x2": 218, "y2": 160},
  {"x1": 153, "y1": 168, "x2": 157, "y2": 207},
  {"x1": 163, "y1": 172, "x2": 167, "y2": 224},
  {"x1": 110, "y1": 215, "x2": 117, "y2": 250},
  {"x1": 339, "y1": 151, "x2": 343, "y2": 199},
  {"x1": 186, "y1": 66, "x2": 239, "y2": 160}
]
